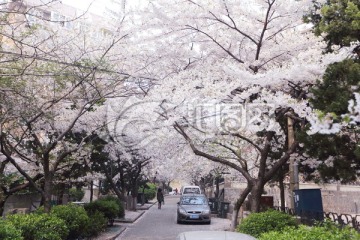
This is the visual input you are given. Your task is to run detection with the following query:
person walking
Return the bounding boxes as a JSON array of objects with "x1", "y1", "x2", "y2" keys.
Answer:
[{"x1": 157, "y1": 188, "x2": 164, "y2": 209}]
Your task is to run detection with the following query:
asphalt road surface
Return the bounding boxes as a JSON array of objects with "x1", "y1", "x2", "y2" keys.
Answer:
[{"x1": 117, "y1": 195, "x2": 232, "y2": 240}]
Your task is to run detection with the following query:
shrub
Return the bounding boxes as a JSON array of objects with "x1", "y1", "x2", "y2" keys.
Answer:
[
  {"x1": 259, "y1": 222, "x2": 360, "y2": 240},
  {"x1": 142, "y1": 183, "x2": 157, "y2": 201},
  {"x1": 236, "y1": 209, "x2": 298, "y2": 238},
  {"x1": 51, "y1": 204, "x2": 90, "y2": 240},
  {"x1": 83, "y1": 210, "x2": 108, "y2": 237},
  {"x1": 68, "y1": 188, "x2": 85, "y2": 202},
  {"x1": 0, "y1": 219, "x2": 23, "y2": 240},
  {"x1": 84, "y1": 199, "x2": 119, "y2": 221},
  {"x1": 100, "y1": 195, "x2": 125, "y2": 218},
  {"x1": 7, "y1": 213, "x2": 68, "y2": 240},
  {"x1": 32, "y1": 206, "x2": 46, "y2": 215}
]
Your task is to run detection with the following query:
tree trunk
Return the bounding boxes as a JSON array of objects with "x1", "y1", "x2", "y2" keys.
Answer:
[
  {"x1": 215, "y1": 177, "x2": 220, "y2": 198},
  {"x1": 126, "y1": 194, "x2": 132, "y2": 211},
  {"x1": 104, "y1": 169, "x2": 125, "y2": 202},
  {"x1": 0, "y1": 195, "x2": 9, "y2": 216},
  {"x1": 231, "y1": 208, "x2": 239, "y2": 230},
  {"x1": 131, "y1": 196, "x2": 137, "y2": 211},
  {"x1": 230, "y1": 185, "x2": 252, "y2": 231},
  {"x1": 43, "y1": 174, "x2": 53, "y2": 213},
  {"x1": 90, "y1": 180, "x2": 94, "y2": 202},
  {"x1": 140, "y1": 187, "x2": 145, "y2": 205},
  {"x1": 130, "y1": 185, "x2": 138, "y2": 211},
  {"x1": 57, "y1": 183, "x2": 65, "y2": 205},
  {"x1": 250, "y1": 182, "x2": 264, "y2": 213},
  {"x1": 279, "y1": 175, "x2": 285, "y2": 211}
]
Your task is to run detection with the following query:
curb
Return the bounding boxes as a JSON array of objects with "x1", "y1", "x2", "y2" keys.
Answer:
[
  {"x1": 114, "y1": 210, "x2": 145, "y2": 223},
  {"x1": 137, "y1": 203, "x2": 155, "y2": 210},
  {"x1": 104, "y1": 226, "x2": 127, "y2": 240},
  {"x1": 97, "y1": 201, "x2": 157, "y2": 239}
]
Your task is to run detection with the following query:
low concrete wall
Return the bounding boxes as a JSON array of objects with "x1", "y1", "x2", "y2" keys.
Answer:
[
  {"x1": 206, "y1": 181, "x2": 360, "y2": 221},
  {"x1": 265, "y1": 183, "x2": 360, "y2": 214},
  {"x1": 3, "y1": 187, "x2": 102, "y2": 217},
  {"x1": 3, "y1": 193, "x2": 41, "y2": 216}
]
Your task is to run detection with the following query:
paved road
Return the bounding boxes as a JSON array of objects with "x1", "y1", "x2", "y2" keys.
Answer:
[{"x1": 117, "y1": 195, "x2": 232, "y2": 240}]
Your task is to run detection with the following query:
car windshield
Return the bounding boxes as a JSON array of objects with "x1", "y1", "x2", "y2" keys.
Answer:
[
  {"x1": 183, "y1": 188, "x2": 200, "y2": 194},
  {"x1": 180, "y1": 196, "x2": 207, "y2": 205}
]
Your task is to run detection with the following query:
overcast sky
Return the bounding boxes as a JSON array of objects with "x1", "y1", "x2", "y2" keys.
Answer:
[
  {"x1": 61, "y1": 0, "x2": 143, "y2": 16},
  {"x1": 62, "y1": 0, "x2": 114, "y2": 15}
]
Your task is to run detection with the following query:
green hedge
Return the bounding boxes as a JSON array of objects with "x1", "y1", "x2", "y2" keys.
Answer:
[
  {"x1": 99, "y1": 195, "x2": 125, "y2": 218},
  {"x1": 68, "y1": 188, "x2": 85, "y2": 202},
  {"x1": 259, "y1": 222, "x2": 360, "y2": 240},
  {"x1": 84, "y1": 198, "x2": 119, "y2": 221},
  {"x1": 0, "y1": 219, "x2": 23, "y2": 240},
  {"x1": 51, "y1": 204, "x2": 90, "y2": 240},
  {"x1": 236, "y1": 209, "x2": 298, "y2": 238},
  {"x1": 142, "y1": 183, "x2": 157, "y2": 201},
  {"x1": 83, "y1": 210, "x2": 108, "y2": 237},
  {"x1": 7, "y1": 213, "x2": 68, "y2": 240},
  {"x1": 4, "y1": 202, "x2": 111, "y2": 240}
]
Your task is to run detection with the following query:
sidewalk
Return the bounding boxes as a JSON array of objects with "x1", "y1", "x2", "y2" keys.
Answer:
[{"x1": 93, "y1": 202, "x2": 155, "y2": 240}]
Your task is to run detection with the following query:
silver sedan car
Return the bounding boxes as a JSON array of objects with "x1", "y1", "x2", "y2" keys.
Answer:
[{"x1": 177, "y1": 194, "x2": 211, "y2": 224}]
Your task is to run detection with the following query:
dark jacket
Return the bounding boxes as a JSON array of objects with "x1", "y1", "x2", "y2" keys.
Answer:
[{"x1": 157, "y1": 191, "x2": 164, "y2": 202}]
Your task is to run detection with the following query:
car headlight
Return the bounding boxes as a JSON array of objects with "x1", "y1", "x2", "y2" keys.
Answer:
[
  {"x1": 179, "y1": 208, "x2": 187, "y2": 214},
  {"x1": 202, "y1": 209, "x2": 210, "y2": 214}
]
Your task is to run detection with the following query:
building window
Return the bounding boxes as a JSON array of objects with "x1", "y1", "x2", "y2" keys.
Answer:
[
  {"x1": 0, "y1": 0, "x2": 8, "y2": 7},
  {"x1": 51, "y1": 11, "x2": 66, "y2": 27},
  {"x1": 26, "y1": 9, "x2": 51, "y2": 27}
]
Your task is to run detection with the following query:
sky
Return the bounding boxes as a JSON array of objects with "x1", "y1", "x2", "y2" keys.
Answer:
[
  {"x1": 62, "y1": 0, "x2": 117, "y2": 16},
  {"x1": 61, "y1": 0, "x2": 143, "y2": 16}
]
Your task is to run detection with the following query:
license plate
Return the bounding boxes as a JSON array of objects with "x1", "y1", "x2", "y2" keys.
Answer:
[{"x1": 190, "y1": 214, "x2": 199, "y2": 219}]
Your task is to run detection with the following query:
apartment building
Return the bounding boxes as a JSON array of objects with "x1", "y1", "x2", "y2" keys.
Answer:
[{"x1": 0, "y1": 0, "x2": 121, "y2": 39}]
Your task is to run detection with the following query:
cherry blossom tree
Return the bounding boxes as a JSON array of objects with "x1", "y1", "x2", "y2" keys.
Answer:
[
  {"x1": 0, "y1": 0, "x2": 150, "y2": 212},
  {"x1": 87, "y1": 134, "x2": 151, "y2": 210},
  {"x1": 116, "y1": 0, "x2": 352, "y2": 229}
]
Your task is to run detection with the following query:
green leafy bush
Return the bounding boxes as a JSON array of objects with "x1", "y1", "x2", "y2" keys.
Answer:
[
  {"x1": 236, "y1": 209, "x2": 298, "y2": 238},
  {"x1": 51, "y1": 204, "x2": 90, "y2": 240},
  {"x1": 100, "y1": 195, "x2": 125, "y2": 218},
  {"x1": 32, "y1": 206, "x2": 46, "y2": 215},
  {"x1": 259, "y1": 222, "x2": 360, "y2": 240},
  {"x1": 84, "y1": 199, "x2": 119, "y2": 221},
  {"x1": 7, "y1": 213, "x2": 68, "y2": 240},
  {"x1": 68, "y1": 188, "x2": 85, "y2": 202},
  {"x1": 83, "y1": 210, "x2": 108, "y2": 237},
  {"x1": 142, "y1": 183, "x2": 157, "y2": 201},
  {"x1": 0, "y1": 219, "x2": 23, "y2": 240}
]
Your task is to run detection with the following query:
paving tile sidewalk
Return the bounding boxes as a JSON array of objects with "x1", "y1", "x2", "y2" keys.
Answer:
[{"x1": 93, "y1": 202, "x2": 156, "y2": 240}]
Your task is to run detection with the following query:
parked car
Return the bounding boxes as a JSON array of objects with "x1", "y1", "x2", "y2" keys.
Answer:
[
  {"x1": 180, "y1": 185, "x2": 201, "y2": 195},
  {"x1": 177, "y1": 194, "x2": 211, "y2": 224},
  {"x1": 176, "y1": 231, "x2": 256, "y2": 240}
]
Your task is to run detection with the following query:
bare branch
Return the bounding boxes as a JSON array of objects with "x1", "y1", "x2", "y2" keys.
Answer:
[
  {"x1": 185, "y1": 25, "x2": 244, "y2": 63},
  {"x1": 174, "y1": 121, "x2": 253, "y2": 181}
]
